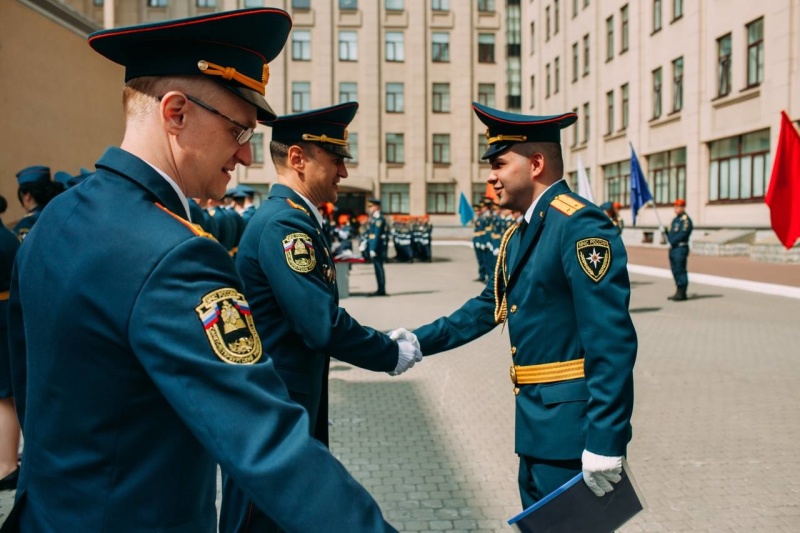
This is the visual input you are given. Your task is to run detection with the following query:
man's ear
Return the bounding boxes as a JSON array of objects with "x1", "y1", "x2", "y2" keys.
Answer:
[
  {"x1": 529, "y1": 151, "x2": 545, "y2": 179},
  {"x1": 287, "y1": 144, "x2": 307, "y2": 173},
  {"x1": 160, "y1": 92, "x2": 189, "y2": 135}
]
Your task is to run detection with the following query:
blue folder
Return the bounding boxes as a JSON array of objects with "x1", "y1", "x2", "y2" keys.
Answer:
[{"x1": 507, "y1": 459, "x2": 645, "y2": 533}]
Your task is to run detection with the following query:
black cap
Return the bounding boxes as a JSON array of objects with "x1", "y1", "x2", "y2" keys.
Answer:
[
  {"x1": 88, "y1": 8, "x2": 292, "y2": 122},
  {"x1": 472, "y1": 102, "x2": 577, "y2": 159},
  {"x1": 269, "y1": 102, "x2": 358, "y2": 158}
]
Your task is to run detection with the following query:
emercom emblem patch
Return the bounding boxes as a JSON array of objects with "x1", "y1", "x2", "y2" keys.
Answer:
[
  {"x1": 196, "y1": 288, "x2": 262, "y2": 364},
  {"x1": 576, "y1": 238, "x2": 611, "y2": 283},
  {"x1": 282, "y1": 232, "x2": 316, "y2": 273}
]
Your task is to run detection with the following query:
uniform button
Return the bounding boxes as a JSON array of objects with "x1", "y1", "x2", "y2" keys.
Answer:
[
  {"x1": 511, "y1": 346, "x2": 517, "y2": 356},
  {"x1": 510, "y1": 304, "x2": 517, "y2": 313}
]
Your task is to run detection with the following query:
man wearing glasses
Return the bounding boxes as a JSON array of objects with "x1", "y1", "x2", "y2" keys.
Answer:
[{"x1": 4, "y1": 9, "x2": 396, "y2": 533}]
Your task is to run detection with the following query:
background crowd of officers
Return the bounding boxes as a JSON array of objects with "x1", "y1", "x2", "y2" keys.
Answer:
[{"x1": 471, "y1": 198, "x2": 523, "y2": 283}]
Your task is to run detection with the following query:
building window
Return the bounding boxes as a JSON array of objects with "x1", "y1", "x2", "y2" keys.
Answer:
[
  {"x1": 571, "y1": 106, "x2": 579, "y2": 147},
  {"x1": 340, "y1": 0, "x2": 358, "y2": 10},
  {"x1": 432, "y1": 83, "x2": 450, "y2": 113},
  {"x1": 147, "y1": 0, "x2": 167, "y2": 7},
  {"x1": 554, "y1": 0, "x2": 560, "y2": 34},
  {"x1": 709, "y1": 129, "x2": 770, "y2": 202},
  {"x1": 432, "y1": 0, "x2": 449, "y2": 11},
  {"x1": 292, "y1": 30, "x2": 311, "y2": 61},
  {"x1": 426, "y1": 183, "x2": 456, "y2": 214},
  {"x1": 507, "y1": 55, "x2": 522, "y2": 111},
  {"x1": 471, "y1": 182, "x2": 486, "y2": 204},
  {"x1": 196, "y1": 0, "x2": 216, "y2": 7},
  {"x1": 529, "y1": 75, "x2": 535, "y2": 108},
  {"x1": 348, "y1": 132, "x2": 359, "y2": 163},
  {"x1": 652, "y1": 67, "x2": 663, "y2": 119},
  {"x1": 554, "y1": 57, "x2": 560, "y2": 94},
  {"x1": 546, "y1": 63, "x2": 551, "y2": 98},
  {"x1": 478, "y1": 0, "x2": 495, "y2": 12},
  {"x1": 583, "y1": 103, "x2": 590, "y2": 143},
  {"x1": 621, "y1": 4, "x2": 629, "y2": 52},
  {"x1": 385, "y1": 0, "x2": 403, "y2": 11},
  {"x1": 478, "y1": 33, "x2": 495, "y2": 63},
  {"x1": 546, "y1": 6, "x2": 551, "y2": 41},
  {"x1": 606, "y1": 16, "x2": 614, "y2": 61},
  {"x1": 603, "y1": 160, "x2": 631, "y2": 207},
  {"x1": 386, "y1": 83, "x2": 404, "y2": 113},
  {"x1": 478, "y1": 83, "x2": 496, "y2": 107},
  {"x1": 339, "y1": 82, "x2": 357, "y2": 103},
  {"x1": 250, "y1": 132, "x2": 264, "y2": 164},
  {"x1": 507, "y1": 3, "x2": 521, "y2": 57},
  {"x1": 432, "y1": 32, "x2": 450, "y2": 62},
  {"x1": 648, "y1": 148, "x2": 686, "y2": 205},
  {"x1": 386, "y1": 133, "x2": 405, "y2": 163},
  {"x1": 478, "y1": 133, "x2": 489, "y2": 160},
  {"x1": 433, "y1": 134, "x2": 451, "y2": 164},
  {"x1": 672, "y1": 0, "x2": 683, "y2": 21},
  {"x1": 653, "y1": 0, "x2": 662, "y2": 33},
  {"x1": 385, "y1": 32, "x2": 405, "y2": 62},
  {"x1": 717, "y1": 34, "x2": 732, "y2": 97},
  {"x1": 583, "y1": 0, "x2": 589, "y2": 8},
  {"x1": 530, "y1": 22, "x2": 536, "y2": 55},
  {"x1": 746, "y1": 17, "x2": 764, "y2": 87},
  {"x1": 339, "y1": 31, "x2": 358, "y2": 61},
  {"x1": 582, "y1": 34, "x2": 590, "y2": 76},
  {"x1": 606, "y1": 90, "x2": 614, "y2": 135},
  {"x1": 382, "y1": 183, "x2": 409, "y2": 214},
  {"x1": 292, "y1": 82, "x2": 310, "y2": 112},
  {"x1": 93, "y1": 0, "x2": 104, "y2": 5},
  {"x1": 243, "y1": 0, "x2": 263, "y2": 6},
  {"x1": 292, "y1": 0, "x2": 310, "y2": 9},
  {"x1": 572, "y1": 0, "x2": 578, "y2": 18},
  {"x1": 572, "y1": 42, "x2": 579, "y2": 82},
  {"x1": 672, "y1": 56, "x2": 683, "y2": 112},
  {"x1": 621, "y1": 83, "x2": 629, "y2": 130}
]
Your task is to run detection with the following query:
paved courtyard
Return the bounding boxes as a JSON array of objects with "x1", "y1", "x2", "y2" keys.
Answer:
[{"x1": 2, "y1": 243, "x2": 799, "y2": 532}]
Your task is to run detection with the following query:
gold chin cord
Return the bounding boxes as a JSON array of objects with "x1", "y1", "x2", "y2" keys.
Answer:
[{"x1": 197, "y1": 60, "x2": 269, "y2": 95}]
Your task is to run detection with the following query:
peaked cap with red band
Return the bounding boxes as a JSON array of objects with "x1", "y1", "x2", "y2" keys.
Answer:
[
  {"x1": 88, "y1": 8, "x2": 292, "y2": 122},
  {"x1": 472, "y1": 101, "x2": 578, "y2": 159}
]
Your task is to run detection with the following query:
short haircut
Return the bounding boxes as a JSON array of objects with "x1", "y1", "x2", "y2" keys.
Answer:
[
  {"x1": 122, "y1": 76, "x2": 217, "y2": 121},
  {"x1": 515, "y1": 142, "x2": 564, "y2": 178},
  {"x1": 270, "y1": 140, "x2": 318, "y2": 167}
]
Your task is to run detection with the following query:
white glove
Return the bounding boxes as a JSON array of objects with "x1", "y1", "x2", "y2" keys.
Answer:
[
  {"x1": 388, "y1": 340, "x2": 422, "y2": 376},
  {"x1": 581, "y1": 450, "x2": 623, "y2": 497},
  {"x1": 369, "y1": 250, "x2": 377, "y2": 259},
  {"x1": 389, "y1": 328, "x2": 422, "y2": 361}
]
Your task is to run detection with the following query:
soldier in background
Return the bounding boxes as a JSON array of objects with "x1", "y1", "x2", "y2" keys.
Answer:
[{"x1": 665, "y1": 198, "x2": 693, "y2": 301}]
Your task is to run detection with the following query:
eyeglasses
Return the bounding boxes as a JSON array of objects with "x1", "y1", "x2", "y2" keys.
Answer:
[{"x1": 159, "y1": 93, "x2": 255, "y2": 145}]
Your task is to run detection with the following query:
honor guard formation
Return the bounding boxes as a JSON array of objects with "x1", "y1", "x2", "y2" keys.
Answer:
[{"x1": 0, "y1": 6, "x2": 643, "y2": 532}]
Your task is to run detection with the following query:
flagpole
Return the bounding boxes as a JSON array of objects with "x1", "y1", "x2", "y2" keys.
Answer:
[{"x1": 648, "y1": 201, "x2": 668, "y2": 243}]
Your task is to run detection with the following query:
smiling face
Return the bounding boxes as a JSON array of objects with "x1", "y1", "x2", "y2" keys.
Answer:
[
  {"x1": 486, "y1": 147, "x2": 537, "y2": 213},
  {"x1": 178, "y1": 88, "x2": 256, "y2": 200},
  {"x1": 302, "y1": 144, "x2": 348, "y2": 206}
]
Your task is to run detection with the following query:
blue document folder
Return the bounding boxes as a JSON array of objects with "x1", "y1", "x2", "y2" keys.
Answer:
[{"x1": 507, "y1": 459, "x2": 645, "y2": 533}]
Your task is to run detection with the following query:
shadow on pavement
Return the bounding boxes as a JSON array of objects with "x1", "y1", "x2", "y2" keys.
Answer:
[
  {"x1": 348, "y1": 290, "x2": 438, "y2": 298},
  {"x1": 630, "y1": 307, "x2": 662, "y2": 314},
  {"x1": 630, "y1": 280, "x2": 655, "y2": 288},
  {"x1": 328, "y1": 379, "x2": 490, "y2": 529}
]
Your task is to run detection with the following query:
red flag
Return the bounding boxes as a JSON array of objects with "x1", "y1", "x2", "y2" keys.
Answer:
[
  {"x1": 484, "y1": 181, "x2": 498, "y2": 202},
  {"x1": 765, "y1": 111, "x2": 800, "y2": 249}
]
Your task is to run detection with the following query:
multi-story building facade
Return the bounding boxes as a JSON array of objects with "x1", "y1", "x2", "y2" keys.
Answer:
[
  {"x1": 7, "y1": 0, "x2": 799, "y2": 233},
  {"x1": 526, "y1": 0, "x2": 800, "y2": 238}
]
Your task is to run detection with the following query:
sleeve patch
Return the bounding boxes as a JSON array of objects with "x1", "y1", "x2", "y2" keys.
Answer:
[
  {"x1": 576, "y1": 238, "x2": 611, "y2": 283},
  {"x1": 282, "y1": 232, "x2": 317, "y2": 273},
  {"x1": 196, "y1": 288, "x2": 262, "y2": 364}
]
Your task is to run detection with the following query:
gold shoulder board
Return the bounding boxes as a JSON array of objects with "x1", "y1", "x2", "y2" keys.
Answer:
[{"x1": 550, "y1": 195, "x2": 585, "y2": 216}]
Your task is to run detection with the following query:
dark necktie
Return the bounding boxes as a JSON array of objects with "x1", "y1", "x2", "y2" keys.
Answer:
[{"x1": 518, "y1": 219, "x2": 528, "y2": 239}]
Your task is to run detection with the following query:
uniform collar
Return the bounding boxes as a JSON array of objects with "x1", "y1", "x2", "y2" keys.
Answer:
[
  {"x1": 94, "y1": 147, "x2": 190, "y2": 221},
  {"x1": 140, "y1": 159, "x2": 191, "y2": 222},
  {"x1": 524, "y1": 178, "x2": 565, "y2": 223},
  {"x1": 268, "y1": 183, "x2": 324, "y2": 227}
]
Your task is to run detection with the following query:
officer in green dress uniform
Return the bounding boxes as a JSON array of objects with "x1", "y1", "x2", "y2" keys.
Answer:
[
  {"x1": 223, "y1": 102, "x2": 420, "y2": 533},
  {"x1": 3, "y1": 9, "x2": 397, "y2": 532},
  {"x1": 367, "y1": 198, "x2": 389, "y2": 295},
  {"x1": 392, "y1": 102, "x2": 637, "y2": 509},
  {"x1": 666, "y1": 198, "x2": 693, "y2": 301},
  {"x1": 12, "y1": 166, "x2": 63, "y2": 243}
]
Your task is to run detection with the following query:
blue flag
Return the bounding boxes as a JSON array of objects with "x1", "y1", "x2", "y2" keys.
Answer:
[
  {"x1": 629, "y1": 143, "x2": 653, "y2": 226},
  {"x1": 457, "y1": 191, "x2": 475, "y2": 227}
]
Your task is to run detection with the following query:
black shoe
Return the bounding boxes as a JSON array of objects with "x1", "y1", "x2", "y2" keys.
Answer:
[
  {"x1": 474, "y1": 277, "x2": 486, "y2": 282},
  {"x1": 672, "y1": 288, "x2": 688, "y2": 301},
  {"x1": 368, "y1": 291, "x2": 388, "y2": 297},
  {"x1": 0, "y1": 468, "x2": 19, "y2": 491}
]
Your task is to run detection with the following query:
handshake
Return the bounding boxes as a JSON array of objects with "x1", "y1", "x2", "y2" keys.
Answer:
[{"x1": 387, "y1": 328, "x2": 423, "y2": 376}]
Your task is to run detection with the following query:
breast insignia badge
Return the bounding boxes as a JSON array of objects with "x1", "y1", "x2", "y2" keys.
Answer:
[
  {"x1": 196, "y1": 288, "x2": 262, "y2": 364},
  {"x1": 576, "y1": 237, "x2": 611, "y2": 283},
  {"x1": 283, "y1": 232, "x2": 316, "y2": 273}
]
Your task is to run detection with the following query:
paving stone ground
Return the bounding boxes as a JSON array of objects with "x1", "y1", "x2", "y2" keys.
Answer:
[{"x1": 2, "y1": 243, "x2": 799, "y2": 532}]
